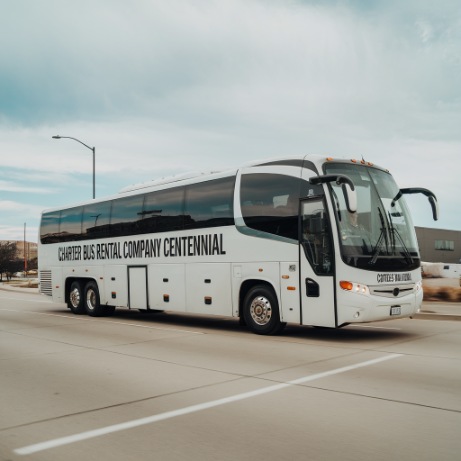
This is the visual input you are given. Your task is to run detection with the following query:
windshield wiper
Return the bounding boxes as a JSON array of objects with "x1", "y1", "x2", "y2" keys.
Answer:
[
  {"x1": 387, "y1": 211, "x2": 414, "y2": 265},
  {"x1": 369, "y1": 207, "x2": 389, "y2": 265}
]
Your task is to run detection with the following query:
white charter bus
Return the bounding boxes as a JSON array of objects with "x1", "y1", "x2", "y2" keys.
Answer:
[{"x1": 38, "y1": 155, "x2": 439, "y2": 334}]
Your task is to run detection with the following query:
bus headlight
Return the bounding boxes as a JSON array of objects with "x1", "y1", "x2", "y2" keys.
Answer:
[
  {"x1": 340, "y1": 280, "x2": 370, "y2": 296},
  {"x1": 415, "y1": 280, "x2": 423, "y2": 293}
]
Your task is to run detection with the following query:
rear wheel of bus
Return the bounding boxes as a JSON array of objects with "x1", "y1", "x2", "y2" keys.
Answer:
[
  {"x1": 68, "y1": 281, "x2": 85, "y2": 315},
  {"x1": 243, "y1": 285, "x2": 286, "y2": 335},
  {"x1": 84, "y1": 281, "x2": 106, "y2": 317}
]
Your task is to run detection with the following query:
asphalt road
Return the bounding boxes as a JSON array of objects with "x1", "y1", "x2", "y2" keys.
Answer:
[{"x1": 1, "y1": 289, "x2": 460, "y2": 461}]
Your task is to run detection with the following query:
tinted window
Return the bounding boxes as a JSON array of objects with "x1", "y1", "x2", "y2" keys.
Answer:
[
  {"x1": 142, "y1": 187, "x2": 185, "y2": 233},
  {"x1": 184, "y1": 177, "x2": 234, "y2": 229},
  {"x1": 41, "y1": 177, "x2": 235, "y2": 243},
  {"x1": 301, "y1": 199, "x2": 333, "y2": 275},
  {"x1": 110, "y1": 195, "x2": 145, "y2": 236},
  {"x1": 82, "y1": 201, "x2": 112, "y2": 239},
  {"x1": 59, "y1": 207, "x2": 83, "y2": 241},
  {"x1": 40, "y1": 211, "x2": 61, "y2": 243},
  {"x1": 240, "y1": 174, "x2": 311, "y2": 240}
]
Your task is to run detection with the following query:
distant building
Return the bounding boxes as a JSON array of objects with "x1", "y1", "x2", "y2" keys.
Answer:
[
  {"x1": 415, "y1": 227, "x2": 461, "y2": 264},
  {"x1": 0, "y1": 240, "x2": 38, "y2": 261}
]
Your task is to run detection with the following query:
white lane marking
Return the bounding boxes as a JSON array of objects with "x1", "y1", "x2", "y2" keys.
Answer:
[
  {"x1": 15, "y1": 353, "x2": 402, "y2": 455},
  {"x1": 0, "y1": 308, "x2": 203, "y2": 335}
]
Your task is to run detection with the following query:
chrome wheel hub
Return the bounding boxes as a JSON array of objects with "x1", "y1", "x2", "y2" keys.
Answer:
[
  {"x1": 250, "y1": 296, "x2": 272, "y2": 326},
  {"x1": 70, "y1": 288, "x2": 80, "y2": 308},
  {"x1": 86, "y1": 289, "x2": 96, "y2": 310}
]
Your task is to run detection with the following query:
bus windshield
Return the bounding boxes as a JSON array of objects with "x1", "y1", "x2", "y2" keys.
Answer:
[{"x1": 324, "y1": 163, "x2": 420, "y2": 271}]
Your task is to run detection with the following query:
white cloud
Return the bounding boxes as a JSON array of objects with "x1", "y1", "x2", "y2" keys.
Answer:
[
  {"x1": 0, "y1": 180, "x2": 54, "y2": 194},
  {"x1": 2, "y1": 0, "x2": 459, "y2": 132},
  {"x1": 0, "y1": 224, "x2": 38, "y2": 243},
  {"x1": 0, "y1": 200, "x2": 44, "y2": 214},
  {"x1": 415, "y1": 19, "x2": 434, "y2": 44}
]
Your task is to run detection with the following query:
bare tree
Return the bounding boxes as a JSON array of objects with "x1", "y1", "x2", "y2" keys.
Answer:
[{"x1": 0, "y1": 242, "x2": 17, "y2": 281}]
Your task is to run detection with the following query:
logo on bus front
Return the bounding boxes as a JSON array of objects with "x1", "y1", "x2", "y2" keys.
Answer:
[{"x1": 376, "y1": 273, "x2": 412, "y2": 283}]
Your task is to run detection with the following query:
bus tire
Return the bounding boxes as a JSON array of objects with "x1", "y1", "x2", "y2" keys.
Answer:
[
  {"x1": 68, "y1": 281, "x2": 85, "y2": 315},
  {"x1": 84, "y1": 281, "x2": 105, "y2": 317},
  {"x1": 243, "y1": 285, "x2": 286, "y2": 335}
]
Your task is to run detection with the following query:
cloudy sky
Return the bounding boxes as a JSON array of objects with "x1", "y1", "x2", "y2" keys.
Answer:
[{"x1": 1, "y1": 0, "x2": 460, "y2": 243}]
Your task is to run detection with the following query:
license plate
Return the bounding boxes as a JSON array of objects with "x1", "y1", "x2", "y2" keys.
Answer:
[{"x1": 390, "y1": 306, "x2": 401, "y2": 316}]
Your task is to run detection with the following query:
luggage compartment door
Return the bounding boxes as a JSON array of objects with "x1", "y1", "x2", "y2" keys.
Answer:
[{"x1": 128, "y1": 266, "x2": 148, "y2": 310}]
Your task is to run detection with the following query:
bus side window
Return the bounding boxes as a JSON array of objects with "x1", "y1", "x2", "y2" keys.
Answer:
[
  {"x1": 143, "y1": 187, "x2": 185, "y2": 233},
  {"x1": 59, "y1": 206, "x2": 83, "y2": 241},
  {"x1": 82, "y1": 201, "x2": 112, "y2": 239},
  {"x1": 240, "y1": 173, "x2": 305, "y2": 241},
  {"x1": 184, "y1": 177, "x2": 234, "y2": 229},
  {"x1": 301, "y1": 200, "x2": 333, "y2": 275},
  {"x1": 40, "y1": 211, "x2": 61, "y2": 244},
  {"x1": 110, "y1": 195, "x2": 145, "y2": 237}
]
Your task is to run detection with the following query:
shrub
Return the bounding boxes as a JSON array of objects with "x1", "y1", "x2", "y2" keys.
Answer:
[{"x1": 423, "y1": 286, "x2": 461, "y2": 302}]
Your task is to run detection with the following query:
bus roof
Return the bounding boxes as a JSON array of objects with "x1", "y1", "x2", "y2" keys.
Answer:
[{"x1": 40, "y1": 154, "x2": 387, "y2": 214}]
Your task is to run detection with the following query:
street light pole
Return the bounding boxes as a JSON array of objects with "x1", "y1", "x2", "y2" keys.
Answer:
[
  {"x1": 24, "y1": 222, "x2": 27, "y2": 277},
  {"x1": 52, "y1": 135, "x2": 96, "y2": 199}
]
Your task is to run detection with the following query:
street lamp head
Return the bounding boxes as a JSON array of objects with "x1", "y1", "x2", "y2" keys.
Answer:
[{"x1": 50, "y1": 134, "x2": 96, "y2": 199}]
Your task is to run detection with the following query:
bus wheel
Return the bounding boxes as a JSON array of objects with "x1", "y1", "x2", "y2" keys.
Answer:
[
  {"x1": 243, "y1": 286, "x2": 286, "y2": 335},
  {"x1": 68, "y1": 281, "x2": 85, "y2": 315},
  {"x1": 84, "y1": 281, "x2": 104, "y2": 317}
]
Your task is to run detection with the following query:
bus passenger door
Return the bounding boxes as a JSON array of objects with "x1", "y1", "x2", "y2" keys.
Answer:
[{"x1": 300, "y1": 198, "x2": 336, "y2": 327}]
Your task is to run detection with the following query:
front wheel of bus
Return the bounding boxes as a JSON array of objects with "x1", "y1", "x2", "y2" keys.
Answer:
[
  {"x1": 243, "y1": 286, "x2": 286, "y2": 335},
  {"x1": 84, "y1": 281, "x2": 105, "y2": 317},
  {"x1": 68, "y1": 281, "x2": 85, "y2": 315}
]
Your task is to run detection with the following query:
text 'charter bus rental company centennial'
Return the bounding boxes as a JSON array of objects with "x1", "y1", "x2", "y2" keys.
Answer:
[{"x1": 38, "y1": 155, "x2": 439, "y2": 334}]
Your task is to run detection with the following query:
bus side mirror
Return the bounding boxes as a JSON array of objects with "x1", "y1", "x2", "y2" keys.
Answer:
[
  {"x1": 428, "y1": 195, "x2": 439, "y2": 221},
  {"x1": 341, "y1": 182, "x2": 357, "y2": 214},
  {"x1": 309, "y1": 174, "x2": 357, "y2": 213},
  {"x1": 392, "y1": 188, "x2": 439, "y2": 221}
]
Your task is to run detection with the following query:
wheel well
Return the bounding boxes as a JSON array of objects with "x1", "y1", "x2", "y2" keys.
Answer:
[
  {"x1": 65, "y1": 277, "x2": 96, "y2": 303},
  {"x1": 238, "y1": 279, "x2": 277, "y2": 318}
]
